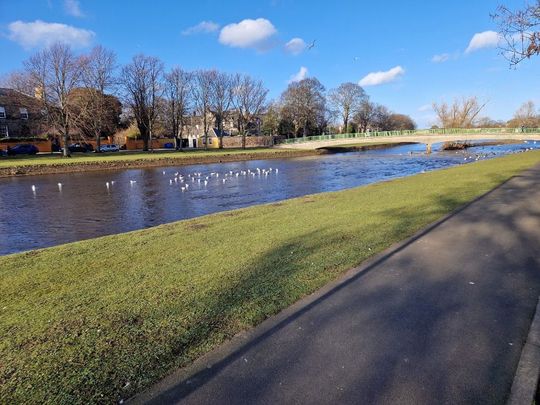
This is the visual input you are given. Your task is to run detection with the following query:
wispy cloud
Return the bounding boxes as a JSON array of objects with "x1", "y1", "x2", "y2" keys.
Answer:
[
  {"x1": 465, "y1": 30, "x2": 500, "y2": 53},
  {"x1": 7, "y1": 20, "x2": 95, "y2": 49},
  {"x1": 431, "y1": 53, "x2": 450, "y2": 63},
  {"x1": 289, "y1": 66, "x2": 308, "y2": 83},
  {"x1": 219, "y1": 18, "x2": 277, "y2": 51},
  {"x1": 359, "y1": 66, "x2": 405, "y2": 86},
  {"x1": 418, "y1": 104, "x2": 432, "y2": 112},
  {"x1": 182, "y1": 21, "x2": 220, "y2": 36},
  {"x1": 64, "y1": 0, "x2": 83, "y2": 17},
  {"x1": 284, "y1": 37, "x2": 306, "y2": 55}
]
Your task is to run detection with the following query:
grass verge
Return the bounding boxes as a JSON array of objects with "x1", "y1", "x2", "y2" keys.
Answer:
[
  {"x1": 0, "y1": 148, "x2": 317, "y2": 177},
  {"x1": 2, "y1": 151, "x2": 540, "y2": 403}
]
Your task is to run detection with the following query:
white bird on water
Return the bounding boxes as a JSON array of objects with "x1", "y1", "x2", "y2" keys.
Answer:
[
  {"x1": 57, "y1": 183, "x2": 63, "y2": 191},
  {"x1": 130, "y1": 180, "x2": 136, "y2": 185},
  {"x1": 31, "y1": 185, "x2": 36, "y2": 193},
  {"x1": 106, "y1": 182, "x2": 110, "y2": 190}
]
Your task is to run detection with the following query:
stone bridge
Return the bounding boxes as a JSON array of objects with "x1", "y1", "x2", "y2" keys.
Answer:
[{"x1": 275, "y1": 132, "x2": 540, "y2": 151}]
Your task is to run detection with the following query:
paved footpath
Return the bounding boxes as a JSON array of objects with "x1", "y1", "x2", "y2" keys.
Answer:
[{"x1": 135, "y1": 165, "x2": 540, "y2": 405}]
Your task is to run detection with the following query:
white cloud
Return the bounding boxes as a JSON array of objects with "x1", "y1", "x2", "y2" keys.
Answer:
[
  {"x1": 289, "y1": 66, "x2": 308, "y2": 83},
  {"x1": 359, "y1": 66, "x2": 405, "y2": 86},
  {"x1": 465, "y1": 30, "x2": 500, "y2": 53},
  {"x1": 219, "y1": 18, "x2": 277, "y2": 50},
  {"x1": 64, "y1": 0, "x2": 83, "y2": 17},
  {"x1": 7, "y1": 20, "x2": 95, "y2": 49},
  {"x1": 418, "y1": 104, "x2": 432, "y2": 112},
  {"x1": 431, "y1": 53, "x2": 450, "y2": 63},
  {"x1": 182, "y1": 21, "x2": 220, "y2": 35},
  {"x1": 285, "y1": 37, "x2": 306, "y2": 55}
]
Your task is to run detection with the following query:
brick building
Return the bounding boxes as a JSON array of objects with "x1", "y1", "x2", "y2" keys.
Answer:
[{"x1": 0, "y1": 88, "x2": 48, "y2": 138}]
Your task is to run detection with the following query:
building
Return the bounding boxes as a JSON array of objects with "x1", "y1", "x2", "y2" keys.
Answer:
[{"x1": 0, "y1": 88, "x2": 48, "y2": 138}]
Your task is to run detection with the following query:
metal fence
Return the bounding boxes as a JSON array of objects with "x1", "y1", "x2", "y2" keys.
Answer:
[{"x1": 278, "y1": 127, "x2": 540, "y2": 144}]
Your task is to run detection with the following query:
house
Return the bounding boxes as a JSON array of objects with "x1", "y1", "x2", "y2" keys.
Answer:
[
  {"x1": 197, "y1": 128, "x2": 231, "y2": 149},
  {"x1": 0, "y1": 88, "x2": 48, "y2": 138}
]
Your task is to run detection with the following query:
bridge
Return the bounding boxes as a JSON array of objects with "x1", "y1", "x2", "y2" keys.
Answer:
[{"x1": 274, "y1": 128, "x2": 540, "y2": 151}]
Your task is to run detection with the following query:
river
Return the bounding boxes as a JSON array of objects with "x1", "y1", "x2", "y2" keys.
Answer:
[{"x1": 1, "y1": 141, "x2": 538, "y2": 255}]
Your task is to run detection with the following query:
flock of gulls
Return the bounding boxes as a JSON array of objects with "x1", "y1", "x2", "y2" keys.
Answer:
[
  {"x1": 28, "y1": 142, "x2": 539, "y2": 195},
  {"x1": 162, "y1": 167, "x2": 279, "y2": 192},
  {"x1": 30, "y1": 167, "x2": 280, "y2": 195},
  {"x1": 461, "y1": 141, "x2": 538, "y2": 162}
]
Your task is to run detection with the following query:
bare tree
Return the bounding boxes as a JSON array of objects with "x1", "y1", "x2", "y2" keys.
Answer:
[
  {"x1": 280, "y1": 78, "x2": 326, "y2": 137},
  {"x1": 121, "y1": 54, "x2": 163, "y2": 151},
  {"x1": 353, "y1": 100, "x2": 376, "y2": 133},
  {"x1": 192, "y1": 70, "x2": 213, "y2": 149},
  {"x1": 232, "y1": 74, "x2": 268, "y2": 148},
  {"x1": 1, "y1": 70, "x2": 36, "y2": 96},
  {"x1": 208, "y1": 71, "x2": 234, "y2": 149},
  {"x1": 507, "y1": 101, "x2": 540, "y2": 128},
  {"x1": 24, "y1": 43, "x2": 82, "y2": 156},
  {"x1": 387, "y1": 113, "x2": 416, "y2": 130},
  {"x1": 79, "y1": 45, "x2": 117, "y2": 152},
  {"x1": 432, "y1": 97, "x2": 487, "y2": 128},
  {"x1": 163, "y1": 67, "x2": 192, "y2": 150},
  {"x1": 328, "y1": 82, "x2": 367, "y2": 133},
  {"x1": 493, "y1": 1, "x2": 540, "y2": 66}
]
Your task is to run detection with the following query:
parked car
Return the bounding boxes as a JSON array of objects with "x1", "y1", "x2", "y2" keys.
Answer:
[
  {"x1": 68, "y1": 143, "x2": 94, "y2": 153},
  {"x1": 6, "y1": 144, "x2": 39, "y2": 156},
  {"x1": 163, "y1": 142, "x2": 174, "y2": 149},
  {"x1": 99, "y1": 144, "x2": 120, "y2": 152}
]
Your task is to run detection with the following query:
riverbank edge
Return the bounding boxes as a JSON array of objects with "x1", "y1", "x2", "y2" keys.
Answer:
[
  {"x1": 317, "y1": 141, "x2": 418, "y2": 153},
  {"x1": 0, "y1": 149, "x2": 321, "y2": 178}
]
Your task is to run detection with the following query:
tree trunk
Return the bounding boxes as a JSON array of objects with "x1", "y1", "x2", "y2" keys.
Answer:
[
  {"x1": 218, "y1": 119, "x2": 224, "y2": 149},
  {"x1": 242, "y1": 132, "x2": 246, "y2": 149},
  {"x1": 343, "y1": 117, "x2": 348, "y2": 134},
  {"x1": 95, "y1": 131, "x2": 101, "y2": 153},
  {"x1": 62, "y1": 125, "x2": 70, "y2": 157}
]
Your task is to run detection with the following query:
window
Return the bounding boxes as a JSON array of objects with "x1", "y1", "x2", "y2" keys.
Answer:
[
  {"x1": 0, "y1": 106, "x2": 5, "y2": 119},
  {"x1": 20, "y1": 108, "x2": 28, "y2": 120},
  {"x1": 0, "y1": 125, "x2": 8, "y2": 137}
]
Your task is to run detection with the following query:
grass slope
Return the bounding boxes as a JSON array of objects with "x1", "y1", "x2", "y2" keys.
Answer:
[{"x1": 2, "y1": 151, "x2": 540, "y2": 403}]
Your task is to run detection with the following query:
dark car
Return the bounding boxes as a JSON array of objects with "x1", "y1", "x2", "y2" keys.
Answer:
[
  {"x1": 6, "y1": 144, "x2": 39, "y2": 156},
  {"x1": 68, "y1": 143, "x2": 94, "y2": 153}
]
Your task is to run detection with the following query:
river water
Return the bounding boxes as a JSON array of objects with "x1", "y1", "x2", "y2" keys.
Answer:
[{"x1": 1, "y1": 141, "x2": 538, "y2": 255}]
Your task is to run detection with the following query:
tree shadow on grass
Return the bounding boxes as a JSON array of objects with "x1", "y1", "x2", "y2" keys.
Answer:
[{"x1": 137, "y1": 171, "x2": 540, "y2": 404}]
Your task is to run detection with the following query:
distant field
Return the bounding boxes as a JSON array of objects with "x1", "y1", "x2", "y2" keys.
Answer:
[{"x1": 2, "y1": 150, "x2": 540, "y2": 403}]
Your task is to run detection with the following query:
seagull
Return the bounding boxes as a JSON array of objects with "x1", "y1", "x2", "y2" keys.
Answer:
[
  {"x1": 31, "y1": 185, "x2": 36, "y2": 193},
  {"x1": 307, "y1": 40, "x2": 316, "y2": 50},
  {"x1": 57, "y1": 183, "x2": 63, "y2": 191}
]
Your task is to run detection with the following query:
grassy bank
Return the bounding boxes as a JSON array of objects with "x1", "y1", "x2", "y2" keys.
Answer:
[
  {"x1": 0, "y1": 148, "x2": 317, "y2": 177},
  {"x1": 2, "y1": 151, "x2": 540, "y2": 403}
]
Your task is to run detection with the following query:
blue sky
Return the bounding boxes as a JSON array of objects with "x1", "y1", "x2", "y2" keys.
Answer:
[{"x1": 1, "y1": 0, "x2": 539, "y2": 127}]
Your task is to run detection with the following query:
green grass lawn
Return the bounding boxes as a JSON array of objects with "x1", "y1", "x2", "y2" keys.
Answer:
[
  {"x1": 0, "y1": 147, "x2": 304, "y2": 169},
  {"x1": 2, "y1": 151, "x2": 540, "y2": 403}
]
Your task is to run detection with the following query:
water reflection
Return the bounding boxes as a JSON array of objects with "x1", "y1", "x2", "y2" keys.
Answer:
[{"x1": 1, "y1": 141, "x2": 538, "y2": 255}]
